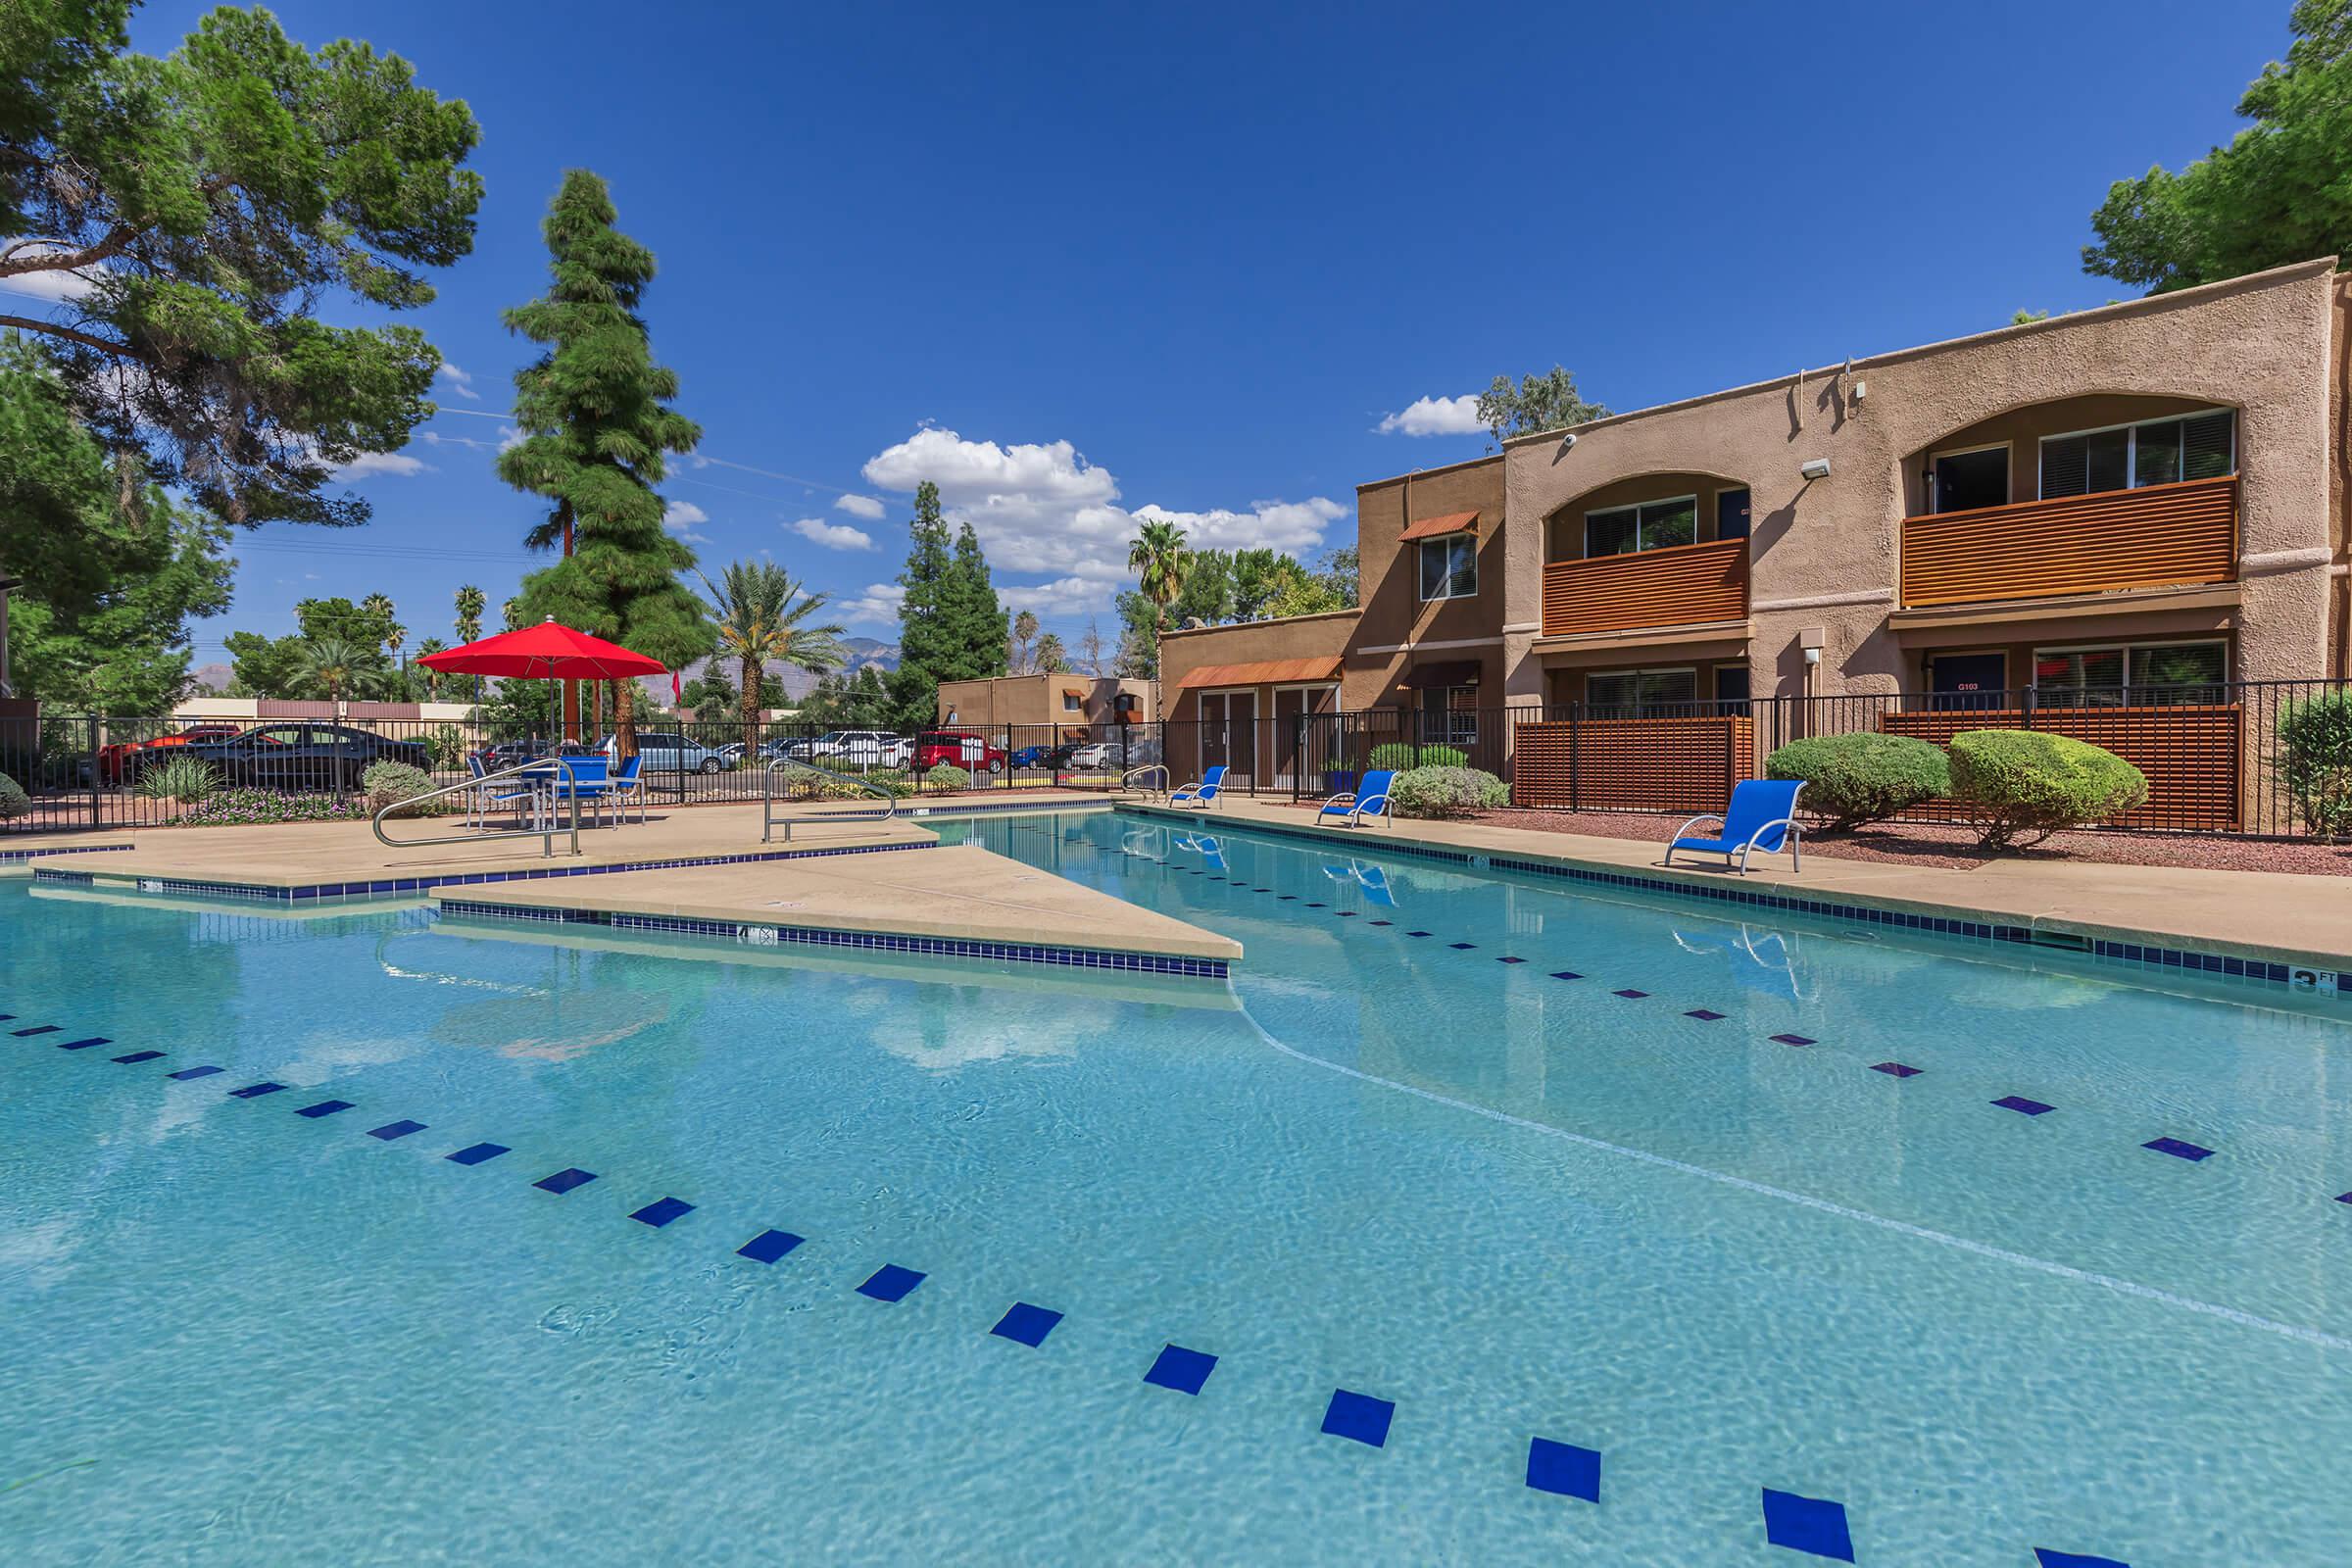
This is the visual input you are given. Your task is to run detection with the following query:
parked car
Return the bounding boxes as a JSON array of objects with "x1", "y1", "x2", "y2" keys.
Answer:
[
  {"x1": 915, "y1": 730, "x2": 1006, "y2": 773},
  {"x1": 101, "y1": 722, "x2": 245, "y2": 785},
  {"x1": 178, "y1": 722, "x2": 432, "y2": 791},
  {"x1": 1063, "y1": 742, "x2": 1115, "y2": 770},
  {"x1": 1007, "y1": 745, "x2": 1052, "y2": 769},
  {"x1": 471, "y1": 739, "x2": 602, "y2": 773},
  {"x1": 798, "y1": 729, "x2": 906, "y2": 765},
  {"x1": 607, "y1": 731, "x2": 731, "y2": 773}
]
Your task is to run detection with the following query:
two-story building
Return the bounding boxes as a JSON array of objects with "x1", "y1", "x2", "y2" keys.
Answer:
[{"x1": 1161, "y1": 258, "x2": 2351, "y2": 818}]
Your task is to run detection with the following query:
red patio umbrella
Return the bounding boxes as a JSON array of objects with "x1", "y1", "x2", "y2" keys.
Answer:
[{"x1": 420, "y1": 619, "x2": 670, "y2": 745}]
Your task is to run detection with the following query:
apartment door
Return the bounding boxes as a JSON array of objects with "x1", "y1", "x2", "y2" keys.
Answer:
[
  {"x1": 1270, "y1": 684, "x2": 1337, "y2": 791},
  {"x1": 1200, "y1": 690, "x2": 1257, "y2": 785}
]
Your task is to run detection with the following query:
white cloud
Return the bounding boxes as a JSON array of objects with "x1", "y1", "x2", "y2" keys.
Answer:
[
  {"x1": 834, "y1": 493, "x2": 886, "y2": 519},
  {"x1": 858, "y1": 424, "x2": 1347, "y2": 619},
  {"x1": 838, "y1": 581, "x2": 905, "y2": 627},
  {"x1": 790, "y1": 516, "x2": 874, "y2": 552},
  {"x1": 662, "y1": 499, "x2": 710, "y2": 543},
  {"x1": 436, "y1": 362, "x2": 481, "y2": 399},
  {"x1": 1377, "y1": 393, "x2": 1484, "y2": 437},
  {"x1": 332, "y1": 451, "x2": 429, "y2": 480}
]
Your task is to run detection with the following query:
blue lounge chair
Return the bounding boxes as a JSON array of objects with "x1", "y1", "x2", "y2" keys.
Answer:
[
  {"x1": 608, "y1": 753, "x2": 645, "y2": 824},
  {"x1": 1666, "y1": 779, "x2": 1804, "y2": 874},
  {"x1": 1315, "y1": 768, "x2": 1394, "y2": 829},
  {"x1": 1170, "y1": 764, "x2": 1227, "y2": 809},
  {"x1": 544, "y1": 754, "x2": 612, "y2": 826}
]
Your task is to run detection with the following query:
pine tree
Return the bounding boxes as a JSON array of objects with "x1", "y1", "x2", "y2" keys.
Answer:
[
  {"x1": 497, "y1": 170, "x2": 708, "y2": 756},
  {"x1": 943, "y1": 521, "x2": 1009, "y2": 679},
  {"x1": 888, "y1": 480, "x2": 954, "y2": 731}
]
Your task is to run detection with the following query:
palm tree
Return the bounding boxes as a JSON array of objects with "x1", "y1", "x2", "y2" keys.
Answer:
[
  {"x1": 1035, "y1": 632, "x2": 1066, "y2": 673},
  {"x1": 415, "y1": 636, "x2": 447, "y2": 699},
  {"x1": 1127, "y1": 517, "x2": 1188, "y2": 703},
  {"x1": 453, "y1": 584, "x2": 487, "y2": 702},
  {"x1": 697, "y1": 561, "x2": 850, "y2": 756},
  {"x1": 1010, "y1": 609, "x2": 1039, "y2": 674},
  {"x1": 293, "y1": 636, "x2": 369, "y2": 705}
]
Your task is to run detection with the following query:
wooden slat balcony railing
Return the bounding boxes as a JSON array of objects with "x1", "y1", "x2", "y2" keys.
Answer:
[
  {"x1": 1541, "y1": 536, "x2": 1749, "y2": 638},
  {"x1": 1900, "y1": 475, "x2": 2237, "y2": 609}
]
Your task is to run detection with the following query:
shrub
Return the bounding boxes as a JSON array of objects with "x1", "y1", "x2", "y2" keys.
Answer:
[
  {"x1": 1368, "y1": 742, "x2": 1467, "y2": 771},
  {"x1": 0, "y1": 769, "x2": 26, "y2": 819},
  {"x1": 134, "y1": 754, "x2": 220, "y2": 805},
  {"x1": 178, "y1": 788, "x2": 367, "y2": 826},
  {"x1": 922, "y1": 764, "x2": 972, "y2": 794},
  {"x1": 1948, "y1": 729, "x2": 2146, "y2": 849},
  {"x1": 423, "y1": 723, "x2": 469, "y2": 770},
  {"x1": 2278, "y1": 689, "x2": 2352, "y2": 841},
  {"x1": 1387, "y1": 764, "x2": 1506, "y2": 819},
  {"x1": 362, "y1": 760, "x2": 448, "y2": 818},
  {"x1": 1763, "y1": 732, "x2": 1949, "y2": 832}
]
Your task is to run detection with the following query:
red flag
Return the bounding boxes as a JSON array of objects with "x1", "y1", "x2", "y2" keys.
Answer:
[{"x1": 671, "y1": 671, "x2": 683, "y2": 704}]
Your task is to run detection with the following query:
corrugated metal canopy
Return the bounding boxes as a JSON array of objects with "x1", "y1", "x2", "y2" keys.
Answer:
[
  {"x1": 1397, "y1": 511, "x2": 1479, "y2": 541},
  {"x1": 1175, "y1": 657, "x2": 1344, "y2": 689}
]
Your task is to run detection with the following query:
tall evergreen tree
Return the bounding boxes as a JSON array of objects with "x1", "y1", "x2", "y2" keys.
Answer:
[
  {"x1": 889, "y1": 479, "x2": 954, "y2": 731},
  {"x1": 944, "y1": 521, "x2": 1008, "y2": 678},
  {"x1": 497, "y1": 170, "x2": 707, "y2": 755}
]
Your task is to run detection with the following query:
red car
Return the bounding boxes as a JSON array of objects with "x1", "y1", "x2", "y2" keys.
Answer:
[
  {"x1": 97, "y1": 722, "x2": 248, "y2": 785},
  {"x1": 914, "y1": 730, "x2": 1006, "y2": 773}
]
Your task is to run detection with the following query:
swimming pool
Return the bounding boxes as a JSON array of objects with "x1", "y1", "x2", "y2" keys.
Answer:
[{"x1": 5, "y1": 808, "x2": 2348, "y2": 1564}]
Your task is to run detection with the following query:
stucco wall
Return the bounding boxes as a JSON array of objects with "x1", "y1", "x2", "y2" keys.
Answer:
[
  {"x1": 1503, "y1": 257, "x2": 2342, "y2": 697},
  {"x1": 1158, "y1": 610, "x2": 1358, "y2": 722}
]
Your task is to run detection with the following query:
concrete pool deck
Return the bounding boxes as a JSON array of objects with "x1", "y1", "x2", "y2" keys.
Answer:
[
  {"x1": 1133, "y1": 797, "x2": 2352, "y2": 975},
  {"x1": 431, "y1": 843, "x2": 1241, "y2": 973}
]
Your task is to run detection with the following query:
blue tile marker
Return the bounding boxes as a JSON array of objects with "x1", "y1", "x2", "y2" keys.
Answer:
[
  {"x1": 1319, "y1": 1389, "x2": 1395, "y2": 1448},
  {"x1": 1871, "y1": 1062, "x2": 1923, "y2": 1078},
  {"x1": 1525, "y1": 1437, "x2": 1601, "y2": 1502},
  {"x1": 2034, "y1": 1549, "x2": 2132, "y2": 1568},
  {"x1": 737, "y1": 1228, "x2": 804, "y2": 1264},
  {"x1": 295, "y1": 1100, "x2": 355, "y2": 1118},
  {"x1": 368, "y1": 1120, "x2": 426, "y2": 1141},
  {"x1": 1613, "y1": 989, "x2": 1649, "y2": 1000},
  {"x1": 1993, "y1": 1095, "x2": 2055, "y2": 1116},
  {"x1": 1448, "y1": 942, "x2": 1477, "y2": 951},
  {"x1": 1143, "y1": 1344, "x2": 1217, "y2": 1396},
  {"x1": 857, "y1": 1264, "x2": 925, "y2": 1302},
  {"x1": 167, "y1": 1065, "x2": 223, "y2": 1081},
  {"x1": 1760, "y1": 1488, "x2": 1855, "y2": 1561},
  {"x1": 991, "y1": 1302, "x2": 1063, "y2": 1348},
  {"x1": 12, "y1": 1024, "x2": 61, "y2": 1037},
  {"x1": 1686, "y1": 1008, "x2": 1726, "y2": 1021},
  {"x1": 1549, "y1": 971, "x2": 1584, "y2": 982},
  {"x1": 59, "y1": 1037, "x2": 112, "y2": 1051},
  {"x1": 1496, "y1": 956, "x2": 1526, "y2": 964},
  {"x1": 630, "y1": 1197, "x2": 695, "y2": 1228},
  {"x1": 446, "y1": 1142, "x2": 510, "y2": 1165},
  {"x1": 2144, "y1": 1137, "x2": 2214, "y2": 1161},
  {"x1": 1772, "y1": 1033, "x2": 1818, "y2": 1046},
  {"x1": 110, "y1": 1051, "x2": 165, "y2": 1064},
  {"x1": 533, "y1": 1167, "x2": 597, "y2": 1195},
  {"x1": 228, "y1": 1082, "x2": 286, "y2": 1099}
]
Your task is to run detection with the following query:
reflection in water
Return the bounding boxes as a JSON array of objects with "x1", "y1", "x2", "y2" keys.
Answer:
[
  {"x1": 1670, "y1": 922, "x2": 1810, "y2": 1002},
  {"x1": 432, "y1": 988, "x2": 676, "y2": 1061}
]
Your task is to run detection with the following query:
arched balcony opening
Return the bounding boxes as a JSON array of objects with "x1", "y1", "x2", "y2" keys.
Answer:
[{"x1": 1539, "y1": 471, "x2": 1752, "y2": 639}]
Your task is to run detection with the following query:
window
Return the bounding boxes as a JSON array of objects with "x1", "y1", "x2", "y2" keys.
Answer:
[
  {"x1": 1585, "y1": 497, "x2": 1696, "y2": 557},
  {"x1": 1930, "y1": 446, "x2": 2009, "y2": 513},
  {"x1": 2040, "y1": 410, "x2": 2233, "y2": 499},
  {"x1": 2033, "y1": 640, "x2": 2228, "y2": 707},
  {"x1": 1418, "y1": 686, "x2": 1478, "y2": 746},
  {"x1": 1713, "y1": 664, "x2": 1750, "y2": 712},
  {"x1": 1716, "y1": 489, "x2": 1751, "y2": 540},
  {"x1": 1418, "y1": 535, "x2": 1477, "y2": 600},
  {"x1": 1586, "y1": 666, "x2": 1698, "y2": 717},
  {"x1": 1061, "y1": 691, "x2": 1081, "y2": 712}
]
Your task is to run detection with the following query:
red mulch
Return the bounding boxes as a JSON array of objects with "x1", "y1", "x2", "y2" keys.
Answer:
[{"x1": 1269, "y1": 801, "x2": 2352, "y2": 876}]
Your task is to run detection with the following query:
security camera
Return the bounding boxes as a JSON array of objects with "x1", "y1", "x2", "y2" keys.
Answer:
[{"x1": 1559, "y1": 431, "x2": 1577, "y2": 450}]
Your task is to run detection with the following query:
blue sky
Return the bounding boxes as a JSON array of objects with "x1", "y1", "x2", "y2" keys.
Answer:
[{"x1": 110, "y1": 0, "x2": 2300, "y2": 670}]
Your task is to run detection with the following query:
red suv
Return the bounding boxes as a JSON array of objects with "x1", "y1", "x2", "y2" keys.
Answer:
[
  {"x1": 914, "y1": 730, "x2": 1005, "y2": 773},
  {"x1": 97, "y1": 722, "x2": 247, "y2": 784}
]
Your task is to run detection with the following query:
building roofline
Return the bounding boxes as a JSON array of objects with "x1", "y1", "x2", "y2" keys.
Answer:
[
  {"x1": 1500, "y1": 256, "x2": 2343, "y2": 451},
  {"x1": 1161, "y1": 606, "x2": 1363, "y2": 639},
  {"x1": 1354, "y1": 451, "x2": 1504, "y2": 493}
]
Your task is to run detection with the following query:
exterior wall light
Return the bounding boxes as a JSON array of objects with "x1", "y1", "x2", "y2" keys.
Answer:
[{"x1": 1798, "y1": 458, "x2": 1832, "y2": 480}]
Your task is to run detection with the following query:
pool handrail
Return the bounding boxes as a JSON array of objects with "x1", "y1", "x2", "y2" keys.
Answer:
[
  {"x1": 1120, "y1": 762, "x2": 1169, "y2": 798},
  {"x1": 761, "y1": 757, "x2": 901, "y2": 843},
  {"x1": 373, "y1": 755, "x2": 583, "y2": 858}
]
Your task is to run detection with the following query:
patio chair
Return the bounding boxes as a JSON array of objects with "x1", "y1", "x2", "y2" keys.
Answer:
[
  {"x1": 608, "y1": 753, "x2": 645, "y2": 824},
  {"x1": 468, "y1": 753, "x2": 540, "y2": 831},
  {"x1": 1665, "y1": 779, "x2": 1804, "y2": 874},
  {"x1": 1315, "y1": 769, "x2": 1394, "y2": 830},
  {"x1": 1169, "y1": 764, "x2": 1227, "y2": 809},
  {"x1": 544, "y1": 754, "x2": 612, "y2": 827}
]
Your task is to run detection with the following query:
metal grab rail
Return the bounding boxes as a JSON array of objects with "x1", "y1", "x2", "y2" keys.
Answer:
[
  {"x1": 372, "y1": 755, "x2": 584, "y2": 858},
  {"x1": 1120, "y1": 762, "x2": 1169, "y2": 798},
  {"x1": 761, "y1": 758, "x2": 901, "y2": 844}
]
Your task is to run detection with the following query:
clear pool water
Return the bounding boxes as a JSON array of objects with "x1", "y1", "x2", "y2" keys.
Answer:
[{"x1": 5, "y1": 808, "x2": 2350, "y2": 1565}]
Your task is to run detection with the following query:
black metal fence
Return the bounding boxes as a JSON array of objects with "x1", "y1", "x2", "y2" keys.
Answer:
[{"x1": 4, "y1": 677, "x2": 2349, "y2": 838}]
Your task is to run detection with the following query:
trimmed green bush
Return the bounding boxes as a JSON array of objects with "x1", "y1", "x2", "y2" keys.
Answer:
[
  {"x1": 0, "y1": 769, "x2": 26, "y2": 819},
  {"x1": 1387, "y1": 764, "x2": 1506, "y2": 819},
  {"x1": 1763, "y1": 732, "x2": 1949, "y2": 832},
  {"x1": 922, "y1": 763, "x2": 972, "y2": 793},
  {"x1": 2278, "y1": 688, "x2": 2352, "y2": 841},
  {"x1": 1948, "y1": 729, "x2": 2146, "y2": 849},
  {"x1": 362, "y1": 760, "x2": 448, "y2": 817},
  {"x1": 1367, "y1": 742, "x2": 1467, "y2": 771},
  {"x1": 134, "y1": 754, "x2": 220, "y2": 805}
]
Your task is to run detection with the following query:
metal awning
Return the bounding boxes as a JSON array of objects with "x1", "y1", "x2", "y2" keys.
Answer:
[
  {"x1": 1397, "y1": 511, "x2": 1478, "y2": 542},
  {"x1": 1398, "y1": 659, "x2": 1481, "y2": 689},
  {"x1": 1175, "y1": 657, "x2": 1345, "y2": 690}
]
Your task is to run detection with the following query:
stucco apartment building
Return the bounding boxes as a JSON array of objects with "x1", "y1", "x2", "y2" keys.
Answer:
[
  {"x1": 934, "y1": 672, "x2": 1153, "y2": 732},
  {"x1": 1160, "y1": 258, "x2": 2352, "y2": 811}
]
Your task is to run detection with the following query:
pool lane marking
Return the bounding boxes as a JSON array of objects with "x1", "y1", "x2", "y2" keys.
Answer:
[{"x1": 1232, "y1": 1000, "x2": 2352, "y2": 1354}]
